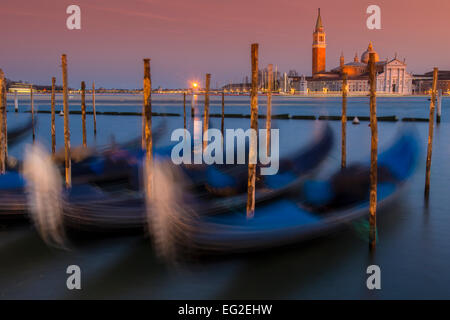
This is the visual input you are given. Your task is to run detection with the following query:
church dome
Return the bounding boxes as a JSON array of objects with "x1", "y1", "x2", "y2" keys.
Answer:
[{"x1": 361, "y1": 42, "x2": 379, "y2": 64}]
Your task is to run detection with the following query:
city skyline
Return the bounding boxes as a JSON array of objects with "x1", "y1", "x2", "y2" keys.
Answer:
[{"x1": 1, "y1": 0, "x2": 450, "y2": 88}]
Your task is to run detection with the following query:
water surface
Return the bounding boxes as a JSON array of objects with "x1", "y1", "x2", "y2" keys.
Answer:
[{"x1": 1, "y1": 94, "x2": 449, "y2": 299}]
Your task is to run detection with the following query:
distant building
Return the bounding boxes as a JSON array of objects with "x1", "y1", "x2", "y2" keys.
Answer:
[
  {"x1": 224, "y1": 8, "x2": 420, "y2": 95},
  {"x1": 375, "y1": 56, "x2": 413, "y2": 94},
  {"x1": 312, "y1": 8, "x2": 326, "y2": 76},
  {"x1": 282, "y1": 72, "x2": 288, "y2": 93},
  {"x1": 222, "y1": 83, "x2": 250, "y2": 92},
  {"x1": 291, "y1": 9, "x2": 414, "y2": 95},
  {"x1": 8, "y1": 83, "x2": 32, "y2": 94},
  {"x1": 299, "y1": 75, "x2": 308, "y2": 94},
  {"x1": 259, "y1": 68, "x2": 280, "y2": 91},
  {"x1": 413, "y1": 71, "x2": 450, "y2": 94}
]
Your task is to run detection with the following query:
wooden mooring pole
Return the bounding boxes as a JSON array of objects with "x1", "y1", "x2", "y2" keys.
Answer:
[
  {"x1": 191, "y1": 93, "x2": 195, "y2": 118},
  {"x1": 425, "y1": 68, "x2": 439, "y2": 200},
  {"x1": 92, "y1": 81, "x2": 97, "y2": 135},
  {"x1": 183, "y1": 91, "x2": 186, "y2": 130},
  {"x1": 141, "y1": 66, "x2": 148, "y2": 150},
  {"x1": 247, "y1": 43, "x2": 259, "y2": 219},
  {"x1": 143, "y1": 58, "x2": 153, "y2": 197},
  {"x1": 81, "y1": 81, "x2": 87, "y2": 148},
  {"x1": 368, "y1": 53, "x2": 378, "y2": 251},
  {"x1": 51, "y1": 77, "x2": 56, "y2": 155},
  {"x1": 221, "y1": 91, "x2": 225, "y2": 135},
  {"x1": 341, "y1": 73, "x2": 348, "y2": 168},
  {"x1": 30, "y1": 85, "x2": 35, "y2": 142},
  {"x1": 203, "y1": 73, "x2": 211, "y2": 150},
  {"x1": 62, "y1": 54, "x2": 71, "y2": 188},
  {"x1": 1, "y1": 70, "x2": 7, "y2": 162},
  {"x1": 266, "y1": 64, "x2": 273, "y2": 156},
  {"x1": 81, "y1": 81, "x2": 87, "y2": 147},
  {"x1": 0, "y1": 70, "x2": 6, "y2": 174}
]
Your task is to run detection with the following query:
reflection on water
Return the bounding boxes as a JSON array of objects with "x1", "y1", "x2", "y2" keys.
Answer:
[{"x1": 1, "y1": 94, "x2": 450, "y2": 299}]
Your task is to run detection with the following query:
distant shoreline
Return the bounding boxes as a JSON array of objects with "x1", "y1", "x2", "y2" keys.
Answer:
[{"x1": 6, "y1": 92, "x2": 439, "y2": 99}]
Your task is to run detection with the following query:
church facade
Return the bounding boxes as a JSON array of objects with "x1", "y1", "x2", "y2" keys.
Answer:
[
  {"x1": 375, "y1": 58, "x2": 413, "y2": 94},
  {"x1": 294, "y1": 9, "x2": 413, "y2": 95}
]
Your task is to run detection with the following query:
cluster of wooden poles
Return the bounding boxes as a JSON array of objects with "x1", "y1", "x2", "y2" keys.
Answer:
[
  {"x1": 0, "y1": 56, "x2": 98, "y2": 186},
  {"x1": 143, "y1": 44, "x2": 274, "y2": 219},
  {"x1": 131, "y1": 49, "x2": 442, "y2": 251},
  {"x1": 0, "y1": 70, "x2": 7, "y2": 174},
  {"x1": 181, "y1": 78, "x2": 226, "y2": 136},
  {"x1": 60, "y1": 55, "x2": 99, "y2": 187},
  {"x1": 0, "y1": 49, "x2": 442, "y2": 252},
  {"x1": 340, "y1": 53, "x2": 440, "y2": 251}
]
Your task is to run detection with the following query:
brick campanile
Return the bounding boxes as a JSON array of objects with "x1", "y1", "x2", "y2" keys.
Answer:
[{"x1": 312, "y1": 8, "x2": 326, "y2": 76}]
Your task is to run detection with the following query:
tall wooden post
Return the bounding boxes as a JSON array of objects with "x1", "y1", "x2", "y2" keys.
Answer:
[
  {"x1": 437, "y1": 88, "x2": 442, "y2": 123},
  {"x1": 221, "y1": 91, "x2": 225, "y2": 135},
  {"x1": 203, "y1": 73, "x2": 211, "y2": 150},
  {"x1": 266, "y1": 64, "x2": 273, "y2": 155},
  {"x1": 51, "y1": 77, "x2": 56, "y2": 155},
  {"x1": 143, "y1": 59, "x2": 153, "y2": 197},
  {"x1": 141, "y1": 70, "x2": 147, "y2": 149},
  {"x1": 30, "y1": 85, "x2": 35, "y2": 142},
  {"x1": 62, "y1": 54, "x2": 71, "y2": 188},
  {"x1": 191, "y1": 92, "x2": 195, "y2": 118},
  {"x1": 1, "y1": 71, "x2": 7, "y2": 161},
  {"x1": 247, "y1": 43, "x2": 259, "y2": 219},
  {"x1": 341, "y1": 73, "x2": 348, "y2": 168},
  {"x1": 425, "y1": 68, "x2": 439, "y2": 200},
  {"x1": 368, "y1": 53, "x2": 378, "y2": 251},
  {"x1": 183, "y1": 91, "x2": 186, "y2": 130},
  {"x1": 0, "y1": 70, "x2": 5, "y2": 174},
  {"x1": 92, "y1": 81, "x2": 97, "y2": 135},
  {"x1": 81, "y1": 81, "x2": 87, "y2": 147}
]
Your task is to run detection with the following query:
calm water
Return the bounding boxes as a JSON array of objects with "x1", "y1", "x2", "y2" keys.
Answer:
[{"x1": 1, "y1": 94, "x2": 449, "y2": 299}]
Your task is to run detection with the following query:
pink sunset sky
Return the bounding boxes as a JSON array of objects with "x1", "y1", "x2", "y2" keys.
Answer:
[{"x1": 0, "y1": 0, "x2": 449, "y2": 88}]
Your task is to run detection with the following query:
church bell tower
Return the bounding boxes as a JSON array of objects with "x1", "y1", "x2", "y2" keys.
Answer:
[{"x1": 312, "y1": 8, "x2": 326, "y2": 76}]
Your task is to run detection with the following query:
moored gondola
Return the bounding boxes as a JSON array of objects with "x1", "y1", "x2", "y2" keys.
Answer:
[
  {"x1": 1, "y1": 123, "x2": 333, "y2": 248},
  {"x1": 7, "y1": 117, "x2": 35, "y2": 148},
  {"x1": 149, "y1": 129, "x2": 419, "y2": 259},
  {"x1": 45, "y1": 123, "x2": 334, "y2": 233}
]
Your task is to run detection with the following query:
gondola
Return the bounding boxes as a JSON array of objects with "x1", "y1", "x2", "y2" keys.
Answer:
[
  {"x1": 15, "y1": 123, "x2": 333, "y2": 246},
  {"x1": 53, "y1": 119, "x2": 168, "y2": 184},
  {"x1": 0, "y1": 122, "x2": 166, "y2": 221},
  {"x1": 7, "y1": 117, "x2": 35, "y2": 149},
  {"x1": 190, "y1": 123, "x2": 334, "y2": 215},
  {"x1": 149, "y1": 129, "x2": 419, "y2": 259},
  {"x1": 2, "y1": 119, "x2": 167, "y2": 187},
  {"x1": 67, "y1": 123, "x2": 332, "y2": 222}
]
